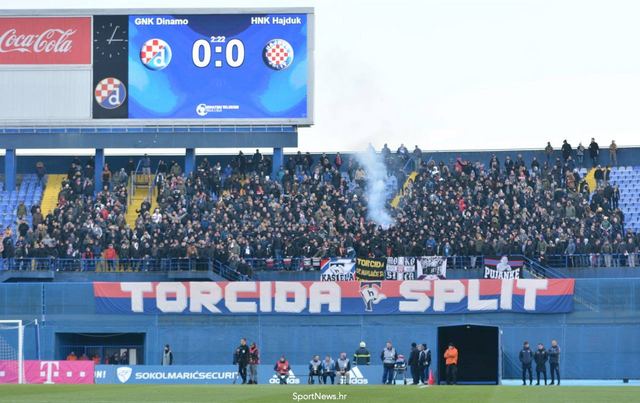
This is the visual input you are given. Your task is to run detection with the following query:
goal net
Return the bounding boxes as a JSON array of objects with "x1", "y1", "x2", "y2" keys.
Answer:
[{"x1": 0, "y1": 320, "x2": 24, "y2": 384}]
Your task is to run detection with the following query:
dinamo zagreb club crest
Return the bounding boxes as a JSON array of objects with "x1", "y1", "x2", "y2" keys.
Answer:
[
  {"x1": 94, "y1": 77, "x2": 126, "y2": 109},
  {"x1": 140, "y1": 38, "x2": 172, "y2": 70}
]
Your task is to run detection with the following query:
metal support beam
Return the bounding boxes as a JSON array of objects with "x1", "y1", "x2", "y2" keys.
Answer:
[
  {"x1": 94, "y1": 148, "x2": 104, "y2": 194},
  {"x1": 272, "y1": 147, "x2": 284, "y2": 179},
  {"x1": 185, "y1": 148, "x2": 196, "y2": 175},
  {"x1": 4, "y1": 149, "x2": 15, "y2": 192}
]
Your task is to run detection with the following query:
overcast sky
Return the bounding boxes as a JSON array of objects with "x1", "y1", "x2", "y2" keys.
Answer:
[{"x1": 9, "y1": 0, "x2": 640, "y2": 155}]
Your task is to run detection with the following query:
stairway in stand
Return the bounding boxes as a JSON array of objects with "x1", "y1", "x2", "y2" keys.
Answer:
[
  {"x1": 125, "y1": 174, "x2": 157, "y2": 228},
  {"x1": 40, "y1": 174, "x2": 65, "y2": 216}
]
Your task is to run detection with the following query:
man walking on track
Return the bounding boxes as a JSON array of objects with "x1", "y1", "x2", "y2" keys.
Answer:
[
  {"x1": 234, "y1": 338, "x2": 250, "y2": 384},
  {"x1": 444, "y1": 342, "x2": 458, "y2": 385}
]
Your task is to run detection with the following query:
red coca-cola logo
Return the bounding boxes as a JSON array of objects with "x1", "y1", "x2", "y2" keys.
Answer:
[
  {"x1": 0, "y1": 28, "x2": 77, "y2": 54},
  {"x1": 0, "y1": 17, "x2": 90, "y2": 64}
]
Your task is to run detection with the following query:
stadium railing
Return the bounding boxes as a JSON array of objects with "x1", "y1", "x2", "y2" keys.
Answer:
[
  {"x1": 0, "y1": 258, "x2": 249, "y2": 281},
  {"x1": 0, "y1": 254, "x2": 636, "y2": 278}
]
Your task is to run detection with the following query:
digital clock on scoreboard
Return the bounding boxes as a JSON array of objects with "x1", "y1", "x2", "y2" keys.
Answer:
[{"x1": 92, "y1": 13, "x2": 312, "y2": 123}]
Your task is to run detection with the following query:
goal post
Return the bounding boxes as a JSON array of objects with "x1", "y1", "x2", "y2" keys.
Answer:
[{"x1": 0, "y1": 320, "x2": 24, "y2": 384}]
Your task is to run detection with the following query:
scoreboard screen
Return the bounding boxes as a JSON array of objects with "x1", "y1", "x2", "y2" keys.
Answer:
[
  {"x1": 0, "y1": 10, "x2": 313, "y2": 125},
  {"x1": 93, "y1": 12, "x2": 312, "y2": 123}
]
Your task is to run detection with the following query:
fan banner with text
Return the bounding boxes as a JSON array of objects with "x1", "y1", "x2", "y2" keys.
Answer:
[{"x1": 93, "y1": 279, "x2": 575, "y2": 315}]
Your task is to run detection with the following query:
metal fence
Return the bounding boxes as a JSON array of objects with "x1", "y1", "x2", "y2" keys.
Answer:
[
  {"x1": 0, "y1": 254, "x2": 637, "y2": 278},
  {"x1": 0, "y1": 258, "x2": 248, "y2": 280}
]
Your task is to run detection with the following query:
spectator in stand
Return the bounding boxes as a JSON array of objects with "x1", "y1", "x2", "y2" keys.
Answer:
[
  {"x1": 334, "y1": 152, "x2": 343, "y2": 170},
  {"x1": 103, "y1": 243, "x2": 118, "y2": 271},
  {"x1": 35, "y1": 161, "x2": 46, "y2": 186},
  {"x1": 561, "y1": 140, "x2": 572, "y2": 161},
  {"x1": 66, "y1": 351, "x2": 77, "y2": 361},
  {"x1": 576, "y1": 143, "x2": 585, "y2": 166},
  {"x1": 141, "y1": 154, "x2": 152, "y2": 177},
  {"x1": 609, "y1": 140, "x2": 618, "y2": 166},
  {"x1": 92, "y1": 354, "x2": 101, "y2": 365},
  {"x1": 589, "y1": 138, "x2": 600, "y2": 166},
  {"x1": 102, "y1": 164, "x2": 112, "y2": 190},
  {"x1": 16, "y1": 201, "x2": 27, "y2": 220},
  {"x1": 544, "y1": 142, "x2": 553, "y2": 162}
]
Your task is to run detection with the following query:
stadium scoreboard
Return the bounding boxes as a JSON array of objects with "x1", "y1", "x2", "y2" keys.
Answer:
[{"x1": 0, "y1": 9, "x2": 314, "y2": 125}]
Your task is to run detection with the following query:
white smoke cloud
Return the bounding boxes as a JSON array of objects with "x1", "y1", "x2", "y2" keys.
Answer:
[{"x1": 356, "y1": 147, "x2": 394, "y2": 228}]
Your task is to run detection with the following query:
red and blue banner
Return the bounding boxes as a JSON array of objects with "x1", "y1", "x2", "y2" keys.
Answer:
[{"x1": 93, "y1": 279, "x2": 574, "y2": 315}]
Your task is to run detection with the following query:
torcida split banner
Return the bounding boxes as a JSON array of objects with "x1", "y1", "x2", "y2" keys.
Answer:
[{"x1": 93, "y1": 279, "x2": 575, "y2": 315}]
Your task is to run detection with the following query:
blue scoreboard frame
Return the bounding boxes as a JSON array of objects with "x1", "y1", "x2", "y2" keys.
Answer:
[{"x1": 92, "y1": 9, "x2": 314, "y2": 125}]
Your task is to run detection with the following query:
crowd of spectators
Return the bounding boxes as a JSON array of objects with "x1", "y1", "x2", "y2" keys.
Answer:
[{"x1": 2, "y1": 141, "x2": 639, "y2": 272}]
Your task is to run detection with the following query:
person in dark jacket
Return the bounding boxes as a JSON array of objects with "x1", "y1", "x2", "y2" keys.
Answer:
[
  {"x1": 233, "y1": 338, "x2": 250, "y2": 384},
  {"x1": 418, "y1": 343, "x2": 432, "y2": 384},
  {"x1": 534, "y1": 343, "x2": 548, "y2": 385},
  {"x1": 589, "y1": 138, "x2": 600, "y2": 166},
  {"x1": 248, "y1": 342, "x2": 259, "y2": 384},
  {"x1": 548, "y1": 340, "x2": 561, "y2": 385},
  {"x1": 408, "y1": 342, "x2": 420, "y2": 385},
  {"x1": 519, "y1": 341, "x2": 534, "y2": 385},
  {"x1": 561, "y1": 140, "x2": 572, "y2": 161},
  {"x1": 353, "y1": 341, "x2": 371, "y2": 366}
]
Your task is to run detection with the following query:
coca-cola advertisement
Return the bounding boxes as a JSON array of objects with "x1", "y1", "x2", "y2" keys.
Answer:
[{"x1": 0, "y1": 17, "x2": 91, "y2": 64}]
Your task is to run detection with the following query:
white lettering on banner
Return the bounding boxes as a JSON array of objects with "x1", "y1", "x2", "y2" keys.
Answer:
[
  {"x1": 274, "y1": 282, "x2": 306, "y2": 313},
  {"x1": 259, "y1": 281, "x2": 272, "y2": 312},
  {"x1": 156, "y1": 283, "x2": 187, "y2": 313},
  {"x1": 500, "y1": 279, "x2": 513, "y2": 310},
  {"x1": 116, "y1": 280, "x2": 555, "y2": 313},
  {"x1": 398, "y1": 281, "x2": 431, "y2": 312},
  {"x1": 225, "y1": 282, "x2": 257, "y2": 313},
  {"x1": 433, "y1": 280, "x2": 465, "y2": 312},
  {"x1": 121, "y1": 283, "x2": 153, "y2": 313},
  {"x1": 308, "y1": 282, "x2": 341, "y2": 313},
  {"x1": 40, "y1": 361, "x2": 59, "y2": 384},
  {"x1": 0, "y1": 28, "x2": 77, "y2": 54},
  {"x1": 189, "y1": 282, "x2": 222, "y2": 313},
  {"x1": 467, "y1": 280, "x2": 498, "y2": 311},
  {"x1": 516, "y1": 279, "x2": 548, "y2": 310}
]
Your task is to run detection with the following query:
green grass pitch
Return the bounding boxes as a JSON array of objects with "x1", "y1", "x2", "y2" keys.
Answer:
[{"x1": 0, "y1": 385, "x2": 639, "y2": 403}]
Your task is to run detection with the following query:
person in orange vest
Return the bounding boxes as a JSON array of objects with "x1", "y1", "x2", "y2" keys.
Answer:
[
  {"x1": 444, "y1": 342, "x2": 458, "y2": 385},
  {"x1": 66, "y1": 351, "x2": 77, "y2": 361},
  {"x1": 274, "y1": 355, "x2": 290, "y2": 385},
  {"x1": 92, "y1": 354, "x2": 101, "y2": 365}
]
